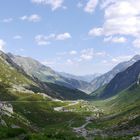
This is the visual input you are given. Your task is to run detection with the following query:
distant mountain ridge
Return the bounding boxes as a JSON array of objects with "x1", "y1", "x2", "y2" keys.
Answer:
[
  {"x1": 87, "y1": 55, "x2": 140, "y2": 93},
  {"x1": 58, "y1": 72, "x2": 101, "y2": 83},
  {"x1": 8, "y1": 53, "x2": 91, "y2": 92}
]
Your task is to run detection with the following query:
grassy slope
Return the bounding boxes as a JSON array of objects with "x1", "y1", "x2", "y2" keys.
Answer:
[
  {"x1": 0, "y1": 55, "x2": 41, "y2": 102},
  {"x1": 0, "y1": 56, "x2": 35, "y2": 86},
  {"x1": 0, "y1": 53, "x2": 87, "y2": 139},
  {"x1": 90, "y1": 85, "x2": 106, "y2": 97},
  {"x1": 0, "y1": 92, "x2": 86, "y2": 140},
  {"x1": 86, "y1": 83, "x2": 140, "y2": 139}
]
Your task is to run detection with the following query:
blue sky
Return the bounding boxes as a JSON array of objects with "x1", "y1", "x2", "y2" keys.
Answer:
[{"x1": 0, "y1": 0, "x2": 140, "y2": 75}]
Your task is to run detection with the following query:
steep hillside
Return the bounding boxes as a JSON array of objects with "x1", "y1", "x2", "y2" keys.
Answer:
[
  {"x1": 0, "y1": 51, "x2": 39, "y2": 99},
  {"x1": 86, "y1": 55, "x2": 140, "y2": 92},
  {"x1": 90, "y1": 85, "x2": 106, "y2": 97},
  {"x1": 106, "y1": 83, "x2": 140, "y2": 112},
  {"x1": 47, "y1": 83, "x2": 91, "y2": 100},
  {"x1": 0, "y1": 51, "x2": 62, "y2": 100},
  {"x1": 99, "y1": 60, "x2": 140, "y2": 99},
  {"x1": 9, "y1": 54, "x2": 90, "y2": 92},
  {"x1": 0, "y1": 51, "x2": 90, "y2": 100}
]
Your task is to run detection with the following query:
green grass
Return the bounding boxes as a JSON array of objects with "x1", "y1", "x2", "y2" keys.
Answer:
[
  {"x1": 0, "y1": 56, "x2": 35, "y2": 86},
  {"x1": 0, "y1": 127, "x2": 27, "y2": 140},
  {"x1": 85, "y1": 84, "x2": 140, "y2": 139},
  {"x1": 90, "y1": 85, "x2": 106, "y2": 97},
  {"x1": 11, "y1": 101, "x2": 85, "y2": 127}
]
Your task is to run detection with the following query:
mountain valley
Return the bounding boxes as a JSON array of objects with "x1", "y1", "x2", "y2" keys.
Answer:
[{"x1": 0, "y1": 51, "x2": 140, "y2": 140}]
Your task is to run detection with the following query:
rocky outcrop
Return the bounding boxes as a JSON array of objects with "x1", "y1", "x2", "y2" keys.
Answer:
[
  {"x1": 132, "y1": 136, "x2": 140, "y2": 140},
  {"x1": 0, "y1": 102, "x2": 13, "y2": 116}
]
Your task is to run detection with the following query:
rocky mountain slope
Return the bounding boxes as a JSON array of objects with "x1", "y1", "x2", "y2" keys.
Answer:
[
  {"x1": 0, "y1": 51, "x2": 90, "y2": 100},
  {"x1": 86, "y1": 55, "x2": 140, "y2": 93},
  {"x1": 8, "y1": 53, "x2": 90, "y2": 92},
  {"x1": 98, "y1": 60, "x2": 140, "y2": 99}
]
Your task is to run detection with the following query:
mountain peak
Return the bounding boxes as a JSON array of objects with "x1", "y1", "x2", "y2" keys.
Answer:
[{"x1": 131, "y1": 54, "x2": 140, "y2": 61}]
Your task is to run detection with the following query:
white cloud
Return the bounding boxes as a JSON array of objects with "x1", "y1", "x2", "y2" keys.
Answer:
[
  {"x1": 69, "y1": 50, "x2": 77, "y2": 55},
  {"x1": 56, "y1": 32, "x2": 71, "y2": 40},
  {"x1": 96, "y1": 51, "x2": 107, "y2": 56},
  {"x1": 80, "y1": 48, "x2": 94, "y2": 60},
  {"x1": 0, "y1": 39, "x2": 6, "y2": 51},
  {"x1": 35, "y1": 35, "x2": 51, "y2": 46},
  {"x1": 111, "y1": 55, "x2": 132, "y2": 63},
  {"x1": 133, "y1": 38, "x2": 140, "y2": 48},
  {"x1": 42, "y1": 60, "x2": 55, "y2": 66},
  {"x1": 71, "y1": 49, "x2": 106, "y2": 61},
  {"x1": 102, "y1": 60, "x2": 108, "y2": 64},
  {"x1": 111, "y1": 58, "x2": 118, "y2": 62},
  {"x1": 102, "y1": 55, "x2": 133, "y2": 65},
  {"x1": 104, "y1": 1, "x2": 140, "y2": 18},
  {"x1": 100, "y1": 0, "x2": 116, "y2": 9},
  {"x1": 13, "y1": 35, "x2": 22, "y2": 40},
  {"x1": 2, "y1": 18, "x2": 13, "y2": 23},
  {"x1": 89, "y1": 0, "x2": 140, "y2": 46},
  {"x1": 56, "y1": 49, "x2": 106, "y2": 61},
  {"x1": 31, "y1": 0, "x2": 64, "y2": 11},
  {"x1": 103, "y1": 36, "x2": 112, "y2": 42},
  {"x1": 103, "y1": 1, "x2": 140, "y2": 37},
  {"x1": 84, "y1": 0, "x2": 98, "y2": 14},
  {"x1": 88, "y1": 27, "x2": 103, "y2": 36},
  {"x1": 112, "y1": 37, "x2": 127, "y2": 43},
  {"x1": 66, "y1": 59, "x2": 74, "y2": 65},
  {"x1": 104, "y1": 36, "x2": 127, "y2": 43},
  {"x1": 35, "y1": 32, "x2": 71, "y2": 46},
  {"x1": 20, "y1": 14, "x2": 41, "y2": 22},
  {"x1": 103, "y1": 17, "x2": 140, "y2": 37}
]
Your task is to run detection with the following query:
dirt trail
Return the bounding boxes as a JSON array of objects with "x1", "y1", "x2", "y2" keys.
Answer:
[
  {"x1": 73, "y1": 117, "x2": 92, "y2": 137},
  {"x1": 54, "y1": 101, "x2": 79, "y2": 111}
]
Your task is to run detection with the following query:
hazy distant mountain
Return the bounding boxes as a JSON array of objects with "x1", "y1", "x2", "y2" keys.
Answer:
[
  {"x1": 8, "y1": 53, "x2": 90, "y2": 92},
  {"x1": 99, "y1": 60, "x2": 140, "y2": 99},
  {"x1": 58, "y1": 72, "x2": 101, "y2": 83},
  {"x1": 87, "y1": 55, "x2": 140, "y2": 93}
]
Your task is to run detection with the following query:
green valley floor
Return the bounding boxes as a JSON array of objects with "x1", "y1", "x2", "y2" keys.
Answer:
[{"x1": 0, "y1": 90, "x2": 140, "y2": 140}]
